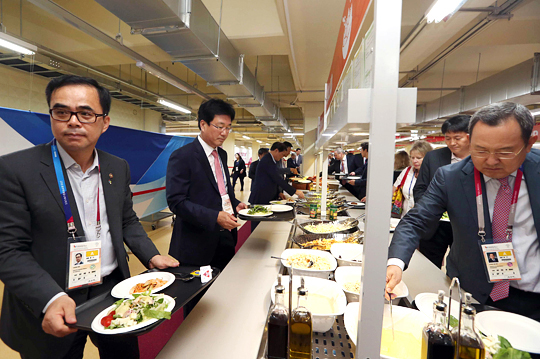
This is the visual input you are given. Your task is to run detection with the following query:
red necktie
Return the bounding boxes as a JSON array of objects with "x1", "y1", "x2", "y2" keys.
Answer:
[
  {"x1": 341, "y1": 161, "x2": 344, "y2": 173},
  {"x1": 489, "y1": 176, "x2": 512, "y2": 301},
  {"x1": 211, "y1": 150, "x2": 227, "y2": 195}
]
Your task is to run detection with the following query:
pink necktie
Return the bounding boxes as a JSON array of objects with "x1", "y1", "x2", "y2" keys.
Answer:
[
  {"x1": 489, "y1": 176, "x2": 512, "y2": 301},
  {"x1": 211, "y1": 150, "x2": 227, "y2": 195},
  {"x1": 341, "y1": 161, "x2": 344, "y2": 173}
]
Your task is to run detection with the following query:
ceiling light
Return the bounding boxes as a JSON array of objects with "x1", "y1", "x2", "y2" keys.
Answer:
[
  {"x1": 395, "y1": 136, "x2": 413, "y2": 143},
  {"x1": 426, "y1": 0, "x2": 468, "y2": 23},
  {"x1": 256, "y1": 140, "x2": 263, "y2": 143},
  {"x1": 137, "y1": 61, "x2": 193, "y2": 94},
  {"x1": 157, "y1": 98, "x2": 192, "y2": 114},
  {"x1": 353, "y1": 132, "x2": 369, "y2": 136},
  {"x1": 530, "y1": 109, "x2": 540, "y2": 116},
  {"x1": 0, "y1": 33, "x2": 37, "y2": 55},
  {"x1": 242, "y1": 135, "x2": 251, "y2": 140}
]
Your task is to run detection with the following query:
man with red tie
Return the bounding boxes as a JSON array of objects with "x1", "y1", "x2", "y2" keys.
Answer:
[{"x1": 386, "y1": 102, "x2": 540, "y2": 322}]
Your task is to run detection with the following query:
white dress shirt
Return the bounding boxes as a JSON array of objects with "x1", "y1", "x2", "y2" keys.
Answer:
[
  {"x1": 197, "y1": 136, "x2": 228, "y2": 196},
  {"x1": 451, "y1": 152, "x2": 465, "y2": 164},
  {"x1": 340, "y1": 156, "x2": 348, "y2": 174}
]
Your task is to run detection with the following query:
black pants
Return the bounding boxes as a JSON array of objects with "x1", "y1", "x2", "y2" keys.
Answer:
[
  {"x1": 232, "y1": 173, "x2": 244, "y2": 190},
  {"x1": 418, "y1": 221, "x2": 453, "y2": 268}
]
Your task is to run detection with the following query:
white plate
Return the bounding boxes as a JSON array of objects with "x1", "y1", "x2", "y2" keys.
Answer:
[
  {"x1": 269, "y1": 204, "x2": 293, "y2": 212},
  {"x1": 348, "y1": 201, "x2": 365, "y2": 207},
  {"x1": 476, "y1": 310, "x2": 540, "y2": 353},
  {"x1": 390, "y1": 218, "x2": 400, "y2": 232},
  {"x1": 111, "y1": 272, "x2": 175, "y2": 299},
  {"x1": 238, "y1": 208, "x2": 273, "y2": 217},
  {"x1": 414, "y1": 292, "x2": 460, "y2": 324},
  {"x1": 298, "y1": 180, "x2": 311, "y2": 183},
  {"x1": 91, "y1": 295, "x2": 175, "y2": 335},
  {"x1": 346, "y1": 176, "x2": 361, "y2": 180}
]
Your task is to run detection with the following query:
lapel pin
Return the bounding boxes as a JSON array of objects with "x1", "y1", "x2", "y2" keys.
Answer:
[
  {"x1": 109, "y1": 173, "x2": 113, "y2": 178},
  {"x1": 108, "y1": 180, "x2": 112, "y2": 185}
]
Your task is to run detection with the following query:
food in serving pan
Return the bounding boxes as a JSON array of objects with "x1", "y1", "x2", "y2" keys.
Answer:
[
  {"x1": 101, "y1": 292, "x2": 171, "y2": 329},
  {"x1": 287, "y1": 253, "x2": 331, "y2": 270},
  {"x1": 343, "y1": 280, "x2": 361, "y2": 294},
  {"x1": 304, "y1": 222, "x2": 349, "y2": 234},
  {"x1": 248, "y1": 205, "x2": 271, "y2": 215},
  {"x1": 129, "y1": 278, "x2": 168, "y2": 294},
  {"x1": 298, "y1": 234, "x2": 359, "y2": 250}
]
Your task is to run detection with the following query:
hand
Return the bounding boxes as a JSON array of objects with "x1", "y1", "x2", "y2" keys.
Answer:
[
  {"x1": 279, "y1": 193, "x2": 287, "y2": 200},
  {"x1": 341, "y1": 179, "x2": 346, "y2": 186},
  {"x1": 348, "y1": 180, "x2": 355, "y2": 186},
  {"x1": 385, "y1": 265, "x2": 403, "y2": 300},
  {"x1": 291, "y1": 168, "x2": 298, "y2": 175},
  {"x1": 360, "y1": 197, "x2": 366, "y2": 202},
  {"x1": 42, "y1": 295, "x2": 77, "y2": 338},
  {"x1": 217, "y1": 211, "x2": 240, "y2": 230},
  {"x1": 236, "y1": 202, "x2": 248, "y2": 212},
  {"x1": 295, "y1": 190, "x2": 305, "y2": 199},
  {"x1": 350, "y1": 172, "x2": 355, "y2": 176},
  {"x1": 240, "y1": 169, "x2": 244, "y2": 174},
  {"x1": 149, "y1": 255, "x2": 180, "y2": 269}
]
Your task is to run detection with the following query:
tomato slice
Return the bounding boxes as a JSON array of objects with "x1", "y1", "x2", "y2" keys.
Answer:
[{"x1": 101, "y1": 315, "x2": 113, "y2": 327}]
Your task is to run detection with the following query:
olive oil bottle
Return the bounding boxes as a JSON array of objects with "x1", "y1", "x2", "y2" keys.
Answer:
[
  {"x1": 421, "y1": 290, "x2": 455, "y2": 359},
  {"x1": 267, "y1": 275, "x2": 288, "y2": 359},
  {"x1": 452, "y1": 293, "x2": 485, "y2": 359},
  {"x1": 289, "y1": 277, "x2": 312, "y2": 359}
]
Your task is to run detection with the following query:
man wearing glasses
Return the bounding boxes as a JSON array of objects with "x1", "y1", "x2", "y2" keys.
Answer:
[
  {"x1": 386, "y1": 102, "x2": 540, "y2": 322},
  {"x1": 0, "y1": 75, "x2": 179, "y2": 358}
]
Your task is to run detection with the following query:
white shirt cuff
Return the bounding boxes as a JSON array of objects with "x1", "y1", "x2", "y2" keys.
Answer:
[
  {"x1": 43, "y1": 292, "x2": 68, "y2": 313},
  {"x1": 387, "y1": 258, "x2": 405, "y2": 271}
]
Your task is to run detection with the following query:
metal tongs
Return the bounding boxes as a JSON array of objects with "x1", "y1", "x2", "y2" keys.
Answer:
[{"x1": 387, "y1": 289, "x2": 395, "y2": 341}]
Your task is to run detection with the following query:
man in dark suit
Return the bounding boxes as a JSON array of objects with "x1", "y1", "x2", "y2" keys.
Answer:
[
  {"x1": 287, "y1": 153, "x2": 300, "y2": 171},
  {"x1": 345, "y1": 143, "x2": 369, "y2": 200},
  {"x1": 0, "y1": 75, "x2": 178, "y2": 359},
  {"x1": 413, "y1": 115, "x2": 470, "y2": 268},
  {"x1": 167, "y1": 99, "x2": 247, "y2": 271},
  {"x1": 248, "y1": 147, "x2": 269, "y2": 190},
  {"x1": 387, "y1": 102, "x2": 540, "y2": 321}
]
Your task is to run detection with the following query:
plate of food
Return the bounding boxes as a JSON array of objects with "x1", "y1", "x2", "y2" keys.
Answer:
[
  {"x1": 111, "y1": 272, "x2": 175, "y2": 299},
  {"x1": 239, "y1": 206, "x2": 273, "y2": 217},
  {"x1": 270, "y1": 199, "x2": 295, "y2": 205},
  {"x1": 440, "y1": 212, "x2": 450, "y2": 222},
  {"x1": 269, "y1": 204, "x2": 294, "y2": 212},
  {"x1": 91, "y1": 292, "x2": 175, "y2": 334},
  {"x1": 348, "y1": 201, "x2": 365, "y2": 207}
]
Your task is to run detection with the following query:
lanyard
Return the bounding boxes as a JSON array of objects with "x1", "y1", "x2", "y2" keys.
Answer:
[
  {"x1": 51, "y1": 140, "x2": 102, "y2": 239},
  {"x1": 474, "y1": 167, "x2": 523, "y2": 242}
]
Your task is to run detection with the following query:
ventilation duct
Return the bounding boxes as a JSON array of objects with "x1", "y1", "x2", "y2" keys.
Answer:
[{"x1": 95, "y1": 0, "x2": 291, "y2": 132}]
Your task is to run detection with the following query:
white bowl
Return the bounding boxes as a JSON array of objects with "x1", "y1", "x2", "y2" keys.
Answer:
[
  {"x1": 271, "y1": 275, "x2": 347, "y2": 333},
  {"x1": 330, "y1": 243, "x2": 363, "y2": 266},
  {"x1": 280, "y1": 248, "x2": 337, "y2": 279},
  {"x1": 334, "y1": 266, "x2": 363, "y2": 302}
]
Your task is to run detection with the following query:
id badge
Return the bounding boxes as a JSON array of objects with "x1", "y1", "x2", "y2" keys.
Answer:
[
  {"x1": 479, "y1": 242, "x2": 521, "y2": 283},
  {"x1": 66, "y1": 236, "x2": 102, "y2": 291},
  {"x1": 221, "y1": 194, "x2": 234, "y2": 215}
]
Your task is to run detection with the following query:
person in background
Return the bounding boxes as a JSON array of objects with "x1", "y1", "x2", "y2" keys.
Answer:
[
  {"x1": 248, "y1": 147, "x2": 269, "y2": 190},
  {"x1": 393, "y1": 150, "x2": 410, "y2": 183},
  {"x1": 277, "y1": 141, "x2": 298, "y2": 177},
  {"x1": 413, "y1": 114, "x2": 471, "y2": 268},
  {"x1": 387, "y1": 102, "x2": 540, "y2": 322},
  {"x1": 231, "y1": 153, "x2": 246, "y2": 191},
  {"x1": 392, "y1": 140, "x2": 433, "y2": 217},
  {"x1": 287, "y1": 152, "x2": 299, "y2": 170},
  {"x1": 295, "y1": 148, "x2": 303, "y2": 168},
  {"x1": 348, "y1": 142, "x2": 369, "y2": 201}
]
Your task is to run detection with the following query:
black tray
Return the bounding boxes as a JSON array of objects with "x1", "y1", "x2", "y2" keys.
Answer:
[
  {"x1": 238, "y1": 209, "x2": 296, "y2": 222},
  {"x1": 69, "y1": 266, "x2": 220, "y2": 336}
]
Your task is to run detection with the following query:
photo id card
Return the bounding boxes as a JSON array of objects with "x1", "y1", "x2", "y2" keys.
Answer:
[
  {"x1": 480, "y1": 242, "x2": 521, "y2": 283},
  {"x1": 66, "y1": 238, "x2": 102, "y2": 291}
]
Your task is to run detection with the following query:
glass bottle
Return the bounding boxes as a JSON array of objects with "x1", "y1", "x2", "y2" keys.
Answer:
[
  {"x1": 289, "y1": 277, "x2": 312, "y2": 359},
  {"x1": 421, "y1": 290, "x2": 455, "y2": 359},
  {"x1": 267, "y1": 275, "x2": 288, "y2": 359},
  {"x1": 452, "y1": 293, "x2": 485, "y2": 359}
]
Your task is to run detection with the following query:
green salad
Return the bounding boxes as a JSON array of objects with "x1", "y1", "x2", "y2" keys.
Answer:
[
  {"x1": 101, "y1": 291, "x2": 171, "y2": 329},
  {"x1": 441, "y1": 212, "x2": 449, "y2": 220},
  {"x1": 247, "y1": 205, "x2": 270, "y2": 215}
]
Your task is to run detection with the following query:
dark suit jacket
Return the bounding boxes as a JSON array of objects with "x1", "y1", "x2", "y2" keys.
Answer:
[
  {"x1": 249, "y1": 153, "x2": 296, "y2": 205},
  {"x1": 388, "y1": 150, "x2": 540, "y2": 303},
  {"x1": 0, "y1": 143, "x2": 159, "y2": 358},
  {"x1": 248, "y1": 159, "x2": 259, "y2": 190},
  {"x1": 287, "y1": 158, "x2": 299, "y2": 169},
  {"x1": 413, "y1": 147, "x2": 452, "y2": 204},
  {"x1": 232, "y1": 159, "x2": 246, "y2": 178},
  {"x1": 166, "y1": 139, "x2": 240, "y2": 265},
  {"x1": 330, "y1": 154, "x2": 363, "y2": 175}
]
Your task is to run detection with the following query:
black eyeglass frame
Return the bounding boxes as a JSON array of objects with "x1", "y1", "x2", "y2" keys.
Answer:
[{"x1": 49, "y1": 109, "x2": 108, "y2": 124}]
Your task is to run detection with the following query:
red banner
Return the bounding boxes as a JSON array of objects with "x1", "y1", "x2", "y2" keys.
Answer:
[{"x1": 325, "y1": 0, "x2": 370, "y2": 113}]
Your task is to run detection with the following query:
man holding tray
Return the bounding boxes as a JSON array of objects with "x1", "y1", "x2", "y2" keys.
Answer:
[{"x1": 0, "y1": 75, "x2": 179, "y2": 358}]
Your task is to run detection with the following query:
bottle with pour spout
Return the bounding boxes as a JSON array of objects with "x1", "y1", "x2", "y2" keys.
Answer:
[
  {"x1": 452, "y1": 292, "x2": 485, "y2": 359},
  {"x1": 421, "y1": 290, "x2": 455, "y2": 359},
  {"x1": 289, "y1": 277, "x2": 312, "y2": 359},
  {"x1": 267, "y1": 274, "x2": 288, "y2": 359}
]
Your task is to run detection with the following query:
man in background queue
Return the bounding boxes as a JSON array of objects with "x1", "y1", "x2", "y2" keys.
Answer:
[
  {"x1": 346, "y1": 143, "x2": 369, "y2": 201},
  {"x1": 287, "y1": 152, "x2": 299, "y2": 171},
  {"x1": 295, "y1": 148, "x2": 303, "y2": 169},
  {"x1": 387, "y1": 102, "x2": 540, "y2": 322},
  {"x1": 248, "y1": 147, "x2": 269, "y2": 190},
  {"x1": 277, "y1": 141, "x2": 298, "y2": 177},
  {"x1": 413, "y1": 115, "x2": 471, "y2": 268},
  {"x1": 0, "y1": 75, "x2": 178, "y2": 359}
]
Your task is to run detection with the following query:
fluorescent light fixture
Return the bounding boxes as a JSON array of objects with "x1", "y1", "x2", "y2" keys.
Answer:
[
  {"x1": 530, "y1": 109, "x2": 540, "y2": 116},
  {"x1": 395, "y1": 136, "x2": 413, "y2": 143},
  {"x1": 335, "y1": 141, "x2": 348, "y2": 145},
  {"x1": 157, "y1": 98, "x2": 192, "y2": 114},
  {"x1": 242, "y1": 135, "x2": 251, "y2": 140},
  {"x1": 136, "y1": 61, "x2": 193, "y2": 94},
  {"x1": 353, "y1": 132, "x2": 369, "y2": 136},
  {"x1": 256, "y1": 140, "x2": 263, "y2": 143},
  {"x1": 410, "y1": 130, "x2": 418, "y2": 134},
  {"x1": 426, "y1": 0, "x2": 468, "y2": 23},
  {"x1": 0, "y1": 32, "x2": 37, "y2": 55}
]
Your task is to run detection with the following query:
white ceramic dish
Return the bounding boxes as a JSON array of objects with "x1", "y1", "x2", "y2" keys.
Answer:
[
  {"x1": 238, "y1": 208, "x2": 273, "y2": 217},
  {"x1": 390, "y1": 218, "x2": 400, "y2": 232},
  {"x1": 476, "y1": 310, "x2": 540, "y2": 353},
  {"x1": 389, "y1": 280, "x2": 409, "y2": 300},
  {"x1": 91, "y1": 295, "x2": 175, "y2": 335},
  {"x1": 298, "y1": 180, "x2": 311, "y2": 183},
  {"x1": 334, "y1": 266, "x2": 363, "y2": 302},
  {"x1": 348, "y1": 201, "x2": 365, "y2": 207},
  {"x1": 111, "y1": 272, "x2": 175, "y2": 299},
  {"x1": 270, "y1": 200, "x2": 295, "y2": 205},
  {"x1": 271, "y1": 275, "x2": 347, "y2": 333},
  {"x1": 269, "y1": 204, "x2": 293, "y2": 212},
  {"x1": 330, "y1": 243, "x2": 363, "y2": 267},
  {"x1": 280, "y1": 248, "x2": 337, "y2": 279},
  {"x1": 346, "y1": 176, "x2": 361, "y2": 180},
  {"x1": 414, "y1": 292, "x2": 460, "y2": 325}
]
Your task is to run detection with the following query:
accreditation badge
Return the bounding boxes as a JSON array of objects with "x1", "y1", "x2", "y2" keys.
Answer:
[
  {"x1": 66, "y1": 236, "x2": 102, "y2": 291},
  {"x1": 479, "y1": 242, "x2": 521, "y2": 283},
  {"x1": 221, "y1": 194, "x2": 234, "y2": 215}
]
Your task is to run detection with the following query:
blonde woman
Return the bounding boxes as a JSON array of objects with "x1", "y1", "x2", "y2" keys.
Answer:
[{"x1": 392, "y1": 140, "x2": 433, "y2": 217}]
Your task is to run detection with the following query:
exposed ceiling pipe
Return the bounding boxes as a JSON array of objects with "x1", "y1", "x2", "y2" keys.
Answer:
[{"x1": 283, "y1": 0, "x2": 301, "y2": 91}]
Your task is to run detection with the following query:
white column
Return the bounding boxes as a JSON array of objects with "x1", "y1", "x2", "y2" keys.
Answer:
[
  {"x1": 222, "y1": 132, "x2": 236, "y2": 170},
  {"x1": 356, "y1": 0, "x2": 403, "y2": 358},
  {"x1": 302, "y1": 103, "x2": 323, "y2": 176}
]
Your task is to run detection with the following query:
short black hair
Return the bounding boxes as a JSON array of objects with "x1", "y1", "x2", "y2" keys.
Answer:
[
  {"x1": 360, "y1": 142, "x2": 368, "y2": 151},
  {"x1": 75, "y1": 253, "x2": 82, "y2": 257},
  {"x1": 296, "y1": 148, "x2": 301, "y2": 151},
  {"x1": 469, "y1": 102, "x2": 534, "y2": 144},
  {"x1": 198, "y1": 99, "x2": 235, "y2": 130},
  {"x1": 271, "y1": 142, "x2": 287, "y2": 152},
  {"x1": 441, "y1": 115, "x2": 470, "y2": 134},
  {"x1": 283, "y1": 141, "x2": 293, "y2": 149},
  {"x1": 46, "y1": 75, "x2": 111, "y2": 115},
  {"x1": 258, "y1": 148, "x2": 269, "y2": 156}
]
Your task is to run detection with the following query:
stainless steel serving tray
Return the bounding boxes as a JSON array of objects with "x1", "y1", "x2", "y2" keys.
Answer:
[
  {"x1": 297, "y1": 219, "x2": 359, "y2": 235},
  {"x1": 293, "y1": 231, "x2": 363, "y2": 250}
]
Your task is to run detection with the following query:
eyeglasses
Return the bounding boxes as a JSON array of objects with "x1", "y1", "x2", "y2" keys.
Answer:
[
  {"x1": 471, "y1": 145, "x2": 525, "y2": 160},
  {"x1": 210, "y1": 123, "x2": 233, "y2": 133},
  {"x1": 49, "y1": 109, "x2": 107, "y2": 124}
]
